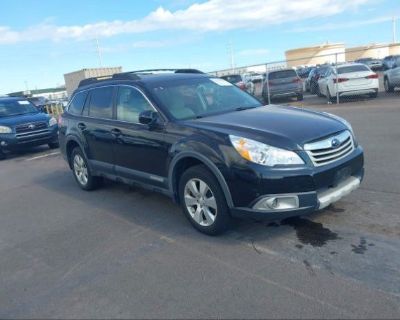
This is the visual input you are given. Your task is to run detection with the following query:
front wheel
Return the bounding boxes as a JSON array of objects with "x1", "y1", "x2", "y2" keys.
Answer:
[
  {"x1": 179, "y1": 165, "x2": 231, "y2": 235},
  {"x1": 70, "y1": 147, "x2": 102, "y2": 191}
]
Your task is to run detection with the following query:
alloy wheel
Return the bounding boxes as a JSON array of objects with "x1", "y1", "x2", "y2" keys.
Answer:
[
  {"x1": 184, "y1": 178, "x2": 217, "y2": 227},
  {"x1": 73, "y1": 154, "x2": 88, "y2": 186}
]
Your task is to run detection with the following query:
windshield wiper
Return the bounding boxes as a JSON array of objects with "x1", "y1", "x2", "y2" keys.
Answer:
[{"x1": 234, "y1": 106, "x2": 258, "y2": 111}]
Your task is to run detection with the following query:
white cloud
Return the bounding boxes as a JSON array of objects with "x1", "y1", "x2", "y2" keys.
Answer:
[
  {"x1": 0, "y1": 0, "x2": 372, "y2": 44},
  {"x1": 291, "y1": 15, "x2": 394, "y2": 32}
]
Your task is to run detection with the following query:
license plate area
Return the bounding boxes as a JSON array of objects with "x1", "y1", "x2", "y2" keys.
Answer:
[{"x1": 333, "y1": 166, "x2": 352, "y2": 187}]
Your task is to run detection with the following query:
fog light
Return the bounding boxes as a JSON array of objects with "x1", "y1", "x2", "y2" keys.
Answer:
[
  {"x1": 253, "y1": 195, "x2": 299, "y2": 211},
  {"x1": 0, "y1": 141, "x2": 7, "y2": 147}
]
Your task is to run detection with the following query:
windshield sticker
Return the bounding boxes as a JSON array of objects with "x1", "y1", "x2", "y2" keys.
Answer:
[
  {"x1": 18, "y1": 101, "x2": 30, "y2": 105},
  {"x1": 210, "y1": 78, "x2": 233, "y2": 86}
]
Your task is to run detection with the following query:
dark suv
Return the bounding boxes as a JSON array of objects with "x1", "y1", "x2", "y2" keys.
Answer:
[
  {"x1": 0, "y1": 97, "x2": 59, "y2": 159},
  {"x1": 59, "y1": 69, "x2": 364, "y2": 235}
]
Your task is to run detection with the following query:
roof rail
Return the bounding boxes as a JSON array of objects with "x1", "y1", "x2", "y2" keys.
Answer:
[
  {"x1": 78, "y1": 75, "x2": 113, "y2": 88},
  {"x1": 126, "y1": 68, "x2": 205, "y2": 75}
]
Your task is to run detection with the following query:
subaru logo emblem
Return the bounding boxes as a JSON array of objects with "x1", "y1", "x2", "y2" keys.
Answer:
[
  {"x1": 331, "y1": 138, "x2": 340, "y2": 148},
  {"x1": 28, "y1": 124, "x2": 35, "y2": 130}
]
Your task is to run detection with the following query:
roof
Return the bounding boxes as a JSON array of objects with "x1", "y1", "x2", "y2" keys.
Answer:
[{"x1": 76, "y1": 72, "x2": 209, "y2": 92}]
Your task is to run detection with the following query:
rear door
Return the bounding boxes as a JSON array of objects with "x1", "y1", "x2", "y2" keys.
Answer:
[{"x1": 80, "y1": 86, "x2": 117, "y2": 174}]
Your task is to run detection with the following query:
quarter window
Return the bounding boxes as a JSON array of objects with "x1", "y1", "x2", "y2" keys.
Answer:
[
  {"x1": 116, "y1": 87, "x2": 153, "y2": 123},
  {"x1": 88, "y1": 87, "x2": 114, "y2": 119},
  {"x1": 68, "y1": 91, "x2": 87, "y2": 115}
]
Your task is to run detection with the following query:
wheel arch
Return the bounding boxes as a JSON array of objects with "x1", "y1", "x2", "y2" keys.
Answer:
[{"x1": 168, "y1": 151, "x2": 234, "y2": 208}]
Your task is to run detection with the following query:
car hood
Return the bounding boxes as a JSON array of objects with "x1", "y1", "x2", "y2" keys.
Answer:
[
  {"x1": 185, "y1": 105, "x2": 348, "y2": 150},
  {"x1": 0, "y1": 112, "x2": 50, "y2": 127}
]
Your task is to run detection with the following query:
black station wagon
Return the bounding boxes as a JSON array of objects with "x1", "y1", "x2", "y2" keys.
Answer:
[{"x1": 59, "y1": 69, "x2": 364, "y2": 235}]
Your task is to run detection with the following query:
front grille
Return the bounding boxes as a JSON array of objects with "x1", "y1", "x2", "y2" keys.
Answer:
[
  {"x1": 304, "y1": 130, "x2": 354, "y2": 167},
  {"x1": 15, "y1": 121, "x2": 48, "y2": 133},
  {"x1": 16, "y1": 129, "x2": 51, "y2": 142}
]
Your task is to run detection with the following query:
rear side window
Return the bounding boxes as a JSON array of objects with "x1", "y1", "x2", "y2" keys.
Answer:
[
  {"x1": 338, "y1": 65, "x2": 369, "y2": 74},
  {"x1": 68, "y1": 91, "x2": 87, "y2": 115},
  {"x1": 88, "y1": 87, "x2": 114, "y2": 119},
  {"x1": 268, "y1": 70, "x2": 297, "y2": 80}
]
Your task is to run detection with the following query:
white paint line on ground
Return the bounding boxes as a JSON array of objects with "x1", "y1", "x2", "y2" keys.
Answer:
[{"x1": 25, "y1": 152, "x2": 60, "y2": 161}]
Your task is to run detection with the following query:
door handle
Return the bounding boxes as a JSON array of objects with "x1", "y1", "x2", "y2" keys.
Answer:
[
  {"x1": 111, "y1": 128, "x2": 122, "y2": 136},
  {"x1": 77, "y1": 123, "x2": 86, "y2": 130}
]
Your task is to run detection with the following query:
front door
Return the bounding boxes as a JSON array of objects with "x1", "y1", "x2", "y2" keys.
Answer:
[{"x1": 112, "y1": 86, "x2": 169, "y2": 188}]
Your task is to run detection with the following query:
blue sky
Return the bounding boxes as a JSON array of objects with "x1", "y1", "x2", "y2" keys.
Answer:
[{"x1": 0, "y1": 0, "x2": 399, "y2": 94}]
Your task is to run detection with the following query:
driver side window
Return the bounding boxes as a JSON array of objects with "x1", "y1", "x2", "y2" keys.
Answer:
[{"x1": 116, "y1": 87, "x2": 153, "y2": 123}]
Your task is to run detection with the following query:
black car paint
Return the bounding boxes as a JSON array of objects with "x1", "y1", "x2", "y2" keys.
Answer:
[{"x1": 59, "y1": 74, "x2": 364, "y2": 220}]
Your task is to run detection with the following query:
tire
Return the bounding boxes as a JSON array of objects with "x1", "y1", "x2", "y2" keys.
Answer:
[
  {"x1": 70, "y1": 147, "x2": 102, "y2": 191},
  {"x1": 296, "y1": 93, "x2": 303, "y2": 101},
  {"x1": 48, "y1": 141, "x2": 60, "y2": 149},
  {"x1": 327, "y1": 88, "x2": 337, "y2": 103},
  {"x1": 384, "y1": 78, "x2": 394, "y2": 93},
  {"x1": 179, "y1": 165, "x2": 231, "y2": 235},
  {"x1": 316, "y1": 86, "x2": 323, "y2": 97},
  {"x1": 369, "y1": 91, "x2": 378, "y2": 99}
]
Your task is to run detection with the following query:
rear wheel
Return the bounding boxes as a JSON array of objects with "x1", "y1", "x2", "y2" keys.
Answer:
[
  {"x1": 71, "y1": 147, "x2": 102, "y2": 191},
  {"x1": 369, "y1": 91, "x2": 378, "y2": 98},
  {"x1": 179, "y1": 165, "x2": 231, "y2": 235},
  {"x1": 384, "y1": 78, "x2": 394, "y2": 93},
  {"x1": 327, "y1": 87, "x2": 337, "y2": 103}
]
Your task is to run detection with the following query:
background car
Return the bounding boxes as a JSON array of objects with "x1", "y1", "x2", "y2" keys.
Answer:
[
  {"x1": 382, "y1": 55, "x2": 400, "y2": 70},
  {"x1": 0, "y1": 97, "x2": 59, "y2": 159},
  {"x1": 262, "y1": 68, "x2": 303, "y2": 103},
  {"x1": 355, "y1": 57, "x2": 383, "y2": 71},
  {"x1": 27, "y1": 96, "x2": 48, "y2": 112},
  {"x1": 317, "y1": 63, "x2": 379, "y2": 102},
  {"x1": 220, "y1": 74, "x2": 255, "y2": 95},
  {"x1": 306, "y1": 65, "x2": 330, "y2": 94},
  {"x1": 383, "y1": 55, "x2": 400, "y2": 92}
]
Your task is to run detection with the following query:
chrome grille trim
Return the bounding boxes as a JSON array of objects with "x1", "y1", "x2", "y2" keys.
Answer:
[
  {"x1": 304, "y1": 130, "x2": 355, "y2": 167},
  {"x1": 15, "y1": 121, "x2": 48, "y2": 133},
  {"x1": 16, "y1": 129, "x2": 50, "y2": 139}
]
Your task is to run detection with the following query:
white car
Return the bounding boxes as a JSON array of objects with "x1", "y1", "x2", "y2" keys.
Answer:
[{"x1": 318, "y1": 63, "x2": 379, "y2": 102}]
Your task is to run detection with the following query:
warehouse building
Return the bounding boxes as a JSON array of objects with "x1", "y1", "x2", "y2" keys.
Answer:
[{"x1": 64, "y1": 67, "x2": 122, "y2": 97}]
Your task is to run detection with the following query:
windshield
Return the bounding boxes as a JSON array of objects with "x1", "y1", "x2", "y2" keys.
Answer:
[
  {"x1": 269, "y1": 70, "x2": 297, "y2": 79},
  {"x1": 150, "y1": 77, "x2": 262, "y2": 120},
  {"x1": 0, "y1": 100, "x2": 38, "y2": 117}
]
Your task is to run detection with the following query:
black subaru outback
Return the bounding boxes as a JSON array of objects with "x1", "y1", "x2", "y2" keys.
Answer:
[{"x1": 59, "y1": 69, "x2": 364, "y2": 235}]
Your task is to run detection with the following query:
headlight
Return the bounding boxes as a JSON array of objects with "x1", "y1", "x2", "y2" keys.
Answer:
[
  {"x1": 49, "y1": 117, "x2": 58, "y2": 127},
  {"x1": 0, "y1": 126, "x2": 12, "y2": 134},
  {"x1": 229, "y1": 135, "x2": 304, "y2": 166}
]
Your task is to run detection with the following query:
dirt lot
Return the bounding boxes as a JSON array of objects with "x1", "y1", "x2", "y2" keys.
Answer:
[{"x1": 0, "y1": 92, "x2": 399, "y2": 319}]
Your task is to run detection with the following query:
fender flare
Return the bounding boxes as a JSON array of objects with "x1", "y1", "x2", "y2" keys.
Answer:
[
  {"x1": 168, "y1": 151, "x2": 234, "y2": 208},
  {"x1": 65, "y1": 135, "x2": 90, "y2": 169}
]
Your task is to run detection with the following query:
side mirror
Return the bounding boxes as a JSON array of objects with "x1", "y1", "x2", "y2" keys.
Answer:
[{"x1": 139, "y1": 110, "x2": 159, "y2": 126}]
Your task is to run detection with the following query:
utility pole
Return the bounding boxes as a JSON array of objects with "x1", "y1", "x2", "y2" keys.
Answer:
[
  {"x1": 227, "y1": 41, "x2": 235, "y2": 72},
  {"x1": 393, "y1": 16, "x2": 397, "y2": 44},
  {"x1": 95, "y1": 37, "x2": 103, "y2": 67}
]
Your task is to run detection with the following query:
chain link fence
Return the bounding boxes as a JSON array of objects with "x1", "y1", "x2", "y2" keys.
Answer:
[{"x1": 211, "y1": 43, "x2": 400, "y2": 107}]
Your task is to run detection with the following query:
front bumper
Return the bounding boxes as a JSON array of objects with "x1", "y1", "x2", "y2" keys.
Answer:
[
  {"x1": 0, "y1": 125, "x2": 59, "y2": 151},
  {"x1": 227, "y1": 146, "x2": 364, "y2": 220}
]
